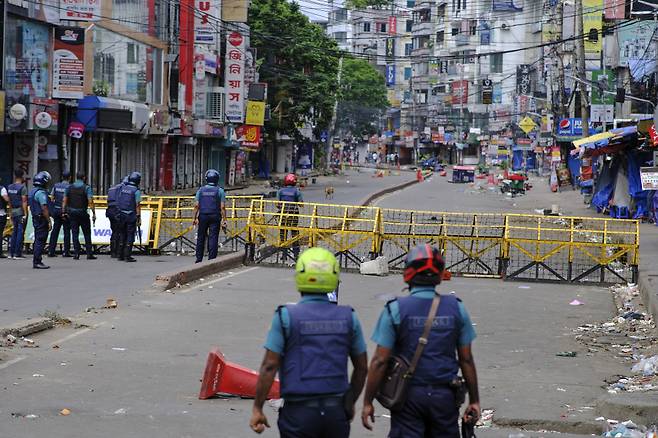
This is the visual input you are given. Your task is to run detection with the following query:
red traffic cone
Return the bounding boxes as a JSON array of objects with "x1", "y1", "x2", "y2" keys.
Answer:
[
  {"x1": 416, "y1": 169, "x2": 424, "y2": 182},
  {"x1": 199, "y1": 347, "x2": 281, "y2": 400}
]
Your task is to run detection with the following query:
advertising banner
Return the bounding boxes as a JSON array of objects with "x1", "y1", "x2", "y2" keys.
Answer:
[
  {"x1": 492, "y1": 0, "x2": 522, "y2": 11},
  {"x1": 386, "y1": 64, "x2": 395, "y2": 86},
  {"x1": 583, "y1": 0, "x2": 603, "y2": 53},
  {"x1": 590, "y1": 70, "x2": 615, "y2": 104},
  {"x1": 26, "y1": 209, "x2": 152, "y2": 244},
  {"x1": 386, "y1": 38, "x2": 395, "y2": 58},
  {"x1": 245, "y1": 100, "x2": 265, "y2": 126},
  {"x1": 640, "y1": 167, "x2": 658, "y2": 190},
  {"x1": 451, "y1": 80, "x2": 468, "y2": 105},
  {"x1": 195, "y1": 0, "x2": 220, "y2": 44},
  {"x1": 53, "y1": 27, "x2": 85, "y2": 99},
  {"x1": 225, "y1": 31, "x2": 246, "y2": 123},
  {"x1": 516, "y1": 64, "x2": 531, "y2": 95},
  {"x1": 388, "y1": 16, "x2": 397, "y2": 35},
  {"x1": 60, "y1": 0, "x2": 101, "y2": 21},
  {"x1": 605, "y1": 0, "x2": 625, "y2": 18},
  {"x1": 618, "y1": 21, "x2": 658, "y2": 67},
  {"x1": 236, "y1": 125, "x2": 261, "y2": 150}
]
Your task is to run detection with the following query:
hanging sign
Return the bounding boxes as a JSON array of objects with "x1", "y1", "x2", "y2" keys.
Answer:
[
  {"x1": 224, "y1": 31, "x2": 246, "y2": 123},
  {"x1": 53, "y1": 27, "x2": 85, "y2": 99}
]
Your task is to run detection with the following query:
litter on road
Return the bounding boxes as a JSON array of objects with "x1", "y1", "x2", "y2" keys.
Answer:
[{"x1": 570, "y1": 299, "x2": 585, "y2": 306}]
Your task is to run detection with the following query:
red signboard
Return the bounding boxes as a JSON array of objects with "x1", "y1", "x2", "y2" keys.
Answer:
[
  {"x1": 388, "y1": 16, "x2": 397, "y2": 35},
  {"x1": 451, "y1": 80, "x2": 469, "y2": 105},
  {"x1": 236, "y1": 125, "x2": 261, "y2": 150}
]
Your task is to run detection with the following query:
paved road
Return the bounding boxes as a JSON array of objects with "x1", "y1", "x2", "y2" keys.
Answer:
[
  {"x1": 0, "y1": 168, "x2": 629, "y2": 437},
  {"x1": 0, "y1": 169, "x2": 414, "y2": 329},
  {"x1": 0, "y1": 266, "x2": 614, "y2": 437}
]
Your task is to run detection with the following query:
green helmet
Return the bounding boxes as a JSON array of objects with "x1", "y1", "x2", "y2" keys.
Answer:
[{"x1": 295, "y1": 247, "x2": 339, "y2": 293}]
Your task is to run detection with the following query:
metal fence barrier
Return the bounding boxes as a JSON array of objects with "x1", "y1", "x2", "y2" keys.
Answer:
[{"x1": 1, "y1": 196, "x2": 640, "y2": 284}]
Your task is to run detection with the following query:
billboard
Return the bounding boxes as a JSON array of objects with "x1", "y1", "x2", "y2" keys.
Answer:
[
  {"x1": 60, "y1": 0, "x2": 101, "y2": 21},
  {"x1": 195, "y1": 0, "x2": 220, "y2": 44},
  {"x1": 492, "y1": 0, "x2": 523, "y2": 11},
  {"x1": 386, "y1": 64, "x2": 396, "y2": 86},
  {"x1": 516, "y1": 65, "x2": 531, "y2": 95},
  {"x1": 618, "y1": 21, "x2": 658, "y2": 67},
  {"x1": 225, "y1": 31, "x2": 246, "y2": 123},
  {"x1": 583, "y1": 0, "x2": 603, "y2": 54},
  {"x1": 53, "y1": 27, "x2": 85, "y2": 99},
  {"x1": 451, "y1": 80, "x2": 468, "y2": 105}
]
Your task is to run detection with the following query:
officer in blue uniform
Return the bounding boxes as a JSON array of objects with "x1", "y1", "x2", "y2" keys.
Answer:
[
  {"x1": 7, "y1": 169, "x2": 28, "y2": 259},
  {"x1": 63, "y1": 172, "x2": 97, "y2": 260},
  {"x1": 106, "y1": 176, "x2": 127, "y2": 258},
  {"x1": 116, "y1": 171, "x2": 142, "y2": 262},
  {"x1": 361, "y1": 244, "x2": 480, "y2": 438},
  {"x1": 250, "y1": 247, "x2": 368, "y2": 438},
  {"x1": 277, "y1": 173, "x2": 303, "y2": 260},
  {"x1": 192, "y1": 169, "x2": 226, "y2": 263},
  {"x1": 29, "y1": 171, "x2": 52, "y2": 269},
  {"x1": 0, "y1": 179, "x2": 11, "y2": 258},
  {"x1": 48, "y1": 171, "x2": 72, "y2": 257}
]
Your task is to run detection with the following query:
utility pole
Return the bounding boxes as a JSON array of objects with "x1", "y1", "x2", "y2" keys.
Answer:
[
  {"x1": 327, "y1": 55, "x2": 344, "y2": 170},
  {"x1": 575, "y1": 0, "x2": 589, "y2": 136}
]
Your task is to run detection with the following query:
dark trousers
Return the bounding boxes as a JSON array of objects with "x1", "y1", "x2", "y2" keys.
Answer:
[
  {"x1": 10, "y1": 215, "x2": 24, "y2": 257},
  {"x1": 32, "y1": 216, "x2": 48, "y2": 266},
  {"x1": 196, "y1": 213, "x2": 220, "y2": 263},
  {"x1": 48, "y1": 212, "x2": 71, "y2": 256},
  {"x1": 277, "y1": 403, "x2": 349, "y2": 438},
  {"x1": 108, "y1": 212, "x2": 121, "y2": 257},
  {"x1": 70, "y1": 210, "x2": 93, "y2": 256},
  {"x1": 389, "y1": 385, "x2": 459, "y2": 438},
  {"x1": 0, "y1": 215, "x2": 6, "y2": 255},
  {"x1": 118, "y1": 214, "x2": 137, "y2": 259},
  {"x1": 279, "y1": 214, "x2": 300, "y2": 260}
]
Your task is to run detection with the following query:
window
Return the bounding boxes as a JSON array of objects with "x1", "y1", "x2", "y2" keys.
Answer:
[
  {"x1": 436, "y1": 31, "x2": 445, "y2": 47},
  {"x1": 437, "y1": 4, "x2": 446, "y2": 22},
  {"x1": 93, "y1": 27, "x2": 163, "y2": 104},
  {"x1": 363, "y1": 21, "x2": 371, "y2": 32},
  {"x1": 333, "y1": 8, "x2": 348, "y2": 22},
  {"x1": 490, "y1": 53, "x2": 503, "y2": 73},
  {"x1": 376, "y1": 22, "x2": 387, "y2": 33},
  {"x1": 405, "y1": 42, "x2": 413, "y2": 56},
  {"x1": 404, "y1": 67, "x2": 412, "y2": 80},
  {"x1": 451, "y1": 27, "x2": 459, "y2": 36},
  {"x1": 406, "y1": 20, "x2": 413, "y2": 32},
  {"x1": 127, "y1": 43, "x2": 137, "y2": 64},
  {"x1": 407, "y1": 0, "x2": 415, "y2": 7},
  {"x1": 470, "y1": 20, "x2": 477, "y2": 35},
  {"x1": 334, "y1": 31, "x2": 347, "y2": 43}
]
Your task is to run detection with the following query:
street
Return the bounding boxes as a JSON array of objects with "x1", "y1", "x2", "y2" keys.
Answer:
[{"x1": 1, "y1": 170, "x2": 642, "y2": 437}]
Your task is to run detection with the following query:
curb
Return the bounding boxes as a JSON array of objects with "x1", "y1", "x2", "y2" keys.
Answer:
[
  {"x1": 0, "y1": 317, "x2": 55, "y2": 339},
  {"x1": 153, "y1": 173, "x2": 422, "y2": 291},
  {"x1": 152, "y1": 251, "x2": 245, "y2": 291},
  {"x1": 494, "y1": 416, "x2": 602, "y2": 435},
  {"x1": 597, "y1": 393, "x2": 658, "y2": 425}
]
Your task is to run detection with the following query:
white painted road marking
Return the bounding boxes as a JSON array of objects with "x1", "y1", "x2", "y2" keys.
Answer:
[
  {"x1": 172, "y1": 266, "x2": 259, "y2": 294},
  {"x1": 49, "y1": 323, "x2": 106, "y2": 348},
  {"x1": 0, "y1": 356, "x2": 27, "y2": 371}
]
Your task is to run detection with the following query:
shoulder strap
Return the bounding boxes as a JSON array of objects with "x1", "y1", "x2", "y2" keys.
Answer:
[{"x1": 407, "y1": 294, "x2": 441, "y2": 376}]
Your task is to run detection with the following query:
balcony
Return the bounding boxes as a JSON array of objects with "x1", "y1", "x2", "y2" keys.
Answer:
[
  {"x1": 411, "y1": 21, "x2": 434, "y2": 36},
  {"x1": 411, "y1": 47, "x2": 431, "y2": 57},
  {"x1": 413, "y1": 0, "x2": 435, "y2": 11}
]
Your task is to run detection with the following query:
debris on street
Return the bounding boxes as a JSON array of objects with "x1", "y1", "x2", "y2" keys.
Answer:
[
  {"x1": 104, "y1": 298, "x2": 118, "y2": 309},
  {"x1": 59, "y1": 408, "x2": 71, "y2": 416},
  {"x1": 556, "y1": 351, "x2": 578, "y2": 357},
  {"x1": 475, "y1": 409, "x2": 494, "y2": 428},
  {"x1": 569, "y1": 299, "x2": 585, "y2": 306}
]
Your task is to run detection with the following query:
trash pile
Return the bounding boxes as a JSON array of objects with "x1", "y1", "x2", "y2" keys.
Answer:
[
  {"x1": 602, "y1": 419, "x2": 658, "y2": 437},
  {"x1": 573, "y1": 283, "x2": 658, "y2": 393},
  {"x1": 3, "y1": 335, "x2": 38, "y2": 348}
]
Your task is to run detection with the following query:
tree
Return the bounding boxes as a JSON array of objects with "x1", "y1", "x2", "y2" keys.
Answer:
[
  {"x1": 336, "y1": 58, "x2": 388, "y2": 136},
  {"x1": 345, "y1": 0, "x2": 391, "y2": 9},
  {"x1": 248, "y1": 0, "x2": 340, "y2": 141}
]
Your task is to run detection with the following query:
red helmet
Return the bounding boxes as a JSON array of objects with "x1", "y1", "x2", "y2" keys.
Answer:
[
  {"x1": 403, "y1": 244, "x2": 445, "y2": 286},
  {"x1": 284, "y1": 173, "x2": 297, "y2": 186}
]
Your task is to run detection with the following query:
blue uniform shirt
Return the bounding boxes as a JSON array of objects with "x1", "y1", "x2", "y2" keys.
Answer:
[
  {"x1": 34, "y1": 191, "x2": 48, "y2": 207},
  {"x1": 264, "y1": 294, "x2": 367, "y2": 356},
  {"x1": 277, "y1": 188, "x2": 303, "y2": 202},
  {"x1": 194, "y1": 184, "x2": 226, "y2": 204},
  {"x1": 371, "y1": 287, "x2": 476, "y2": 349},
  {"x1": 65, "y1": 180, "x2": 94, "y2": 213}
]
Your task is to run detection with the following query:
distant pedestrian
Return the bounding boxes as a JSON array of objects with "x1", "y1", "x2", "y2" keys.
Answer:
[
  {"x1": 250, "y1": 247, "x2": 368, "y2": 437},
  {"x1": 106, "y1": 176, "x2": 127, "y2": 258},
  {"x1": 63, "y1": 172, "x2": 97, "y2": 260},
  {"x1": 29, "y1": 171, "x2": 52, "y2": 269},
  {"x1": 192, "y1": 169, "x2": 226, "y2": 263},
  {"x1": 48, "y1": 171, "x2": 72, "y2": 258},
  {"x1": 362, "y1": 244, "x2": 480, "y2": 437},
  {"x1": 116, "y1": 172, "x2": 142, "y2": 262},
  {"x1": 7, "y1": 169, "x2": 28, "y2": 260},
  {"x1": 0, "y1": 179, "x2": 10, "y2": 258}
]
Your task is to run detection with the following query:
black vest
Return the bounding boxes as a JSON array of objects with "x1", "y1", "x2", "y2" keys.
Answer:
[{"x1": 68, "y1": 186, "x2": 88, "y2": 210}]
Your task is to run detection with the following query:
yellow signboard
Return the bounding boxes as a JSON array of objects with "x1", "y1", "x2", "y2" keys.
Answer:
[
  {"x1": 583, "y1": 0, "x2": 603, "y2": 54},
  {"x1": 519, "y1": 116, "x2": 537, "y2": 134},
  {"x1": 245, "y1": 100, "x2": 266, "y2": 126}
]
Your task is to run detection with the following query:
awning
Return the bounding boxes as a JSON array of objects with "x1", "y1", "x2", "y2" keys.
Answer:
[{"x1": 571, "y1": 126, "x2": 638, "y2": 157}]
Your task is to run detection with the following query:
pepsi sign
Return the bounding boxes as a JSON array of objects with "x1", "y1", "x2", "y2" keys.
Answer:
[{"x1": 556, "y1": 118, "x2": 601, "y2": 136}]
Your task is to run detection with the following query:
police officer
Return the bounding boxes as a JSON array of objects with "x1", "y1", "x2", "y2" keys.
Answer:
[
  {"x1": 7, "y1": 169, "x2": 28, "y2": 260},
  {"x1": 192, "y1": 169, "x2": 226, "y2": 263},
  {"x1": 250, "y1": 247, "x2": 368, "y2": 437},
  {"x1": 0, "y1": 179, "x2": 10, "y2": 258},
  {"x1": 63, "y1": 172, "x2": 97, "y2": 260},
  {"x1": 277, "y1": 173, "x2": 303, "y2": 260},
  {"x1": 29, "y1": 171, "x2": 52, "y2": 269},
  {"x1": 48, "y1": 171, "x2": 72, "y2": 257},
  {"x1": 116, "y1": 171, "x2": 142, "y2": 262},
  {"x1": 106, "y1": 176, "x2": 127, "y2": 258},
  {"x1": 361, "y1": 244, "x2": 480, "y2": 437}
]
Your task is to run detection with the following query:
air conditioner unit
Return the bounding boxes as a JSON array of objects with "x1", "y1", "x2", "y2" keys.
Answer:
[
  {"x1": 500, "y1": 21, "x2": 511, "y2": 31},
  {"x1": 206, "y1": 87, "x2": 225, "y2": 121}
]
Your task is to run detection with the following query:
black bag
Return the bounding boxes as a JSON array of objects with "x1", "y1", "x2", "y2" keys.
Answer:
[{"x1": 375, "y1": 294, "x2": 441, "y2": 412}]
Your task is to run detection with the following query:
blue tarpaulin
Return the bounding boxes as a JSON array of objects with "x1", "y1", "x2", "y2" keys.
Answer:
[
  {"x1": 592, "y1": 159, "x2": 618, "y2": 212},
  {"x1": 627, "y1": 150, "x2": 650, "y2": 218},
  {"x1": 512, "y1": 149, "x2": 523, "y2": 170}
]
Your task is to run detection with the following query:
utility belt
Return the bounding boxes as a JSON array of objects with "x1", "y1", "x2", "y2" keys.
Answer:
[
  {"x1": 283, "y1": 395, "x2": 344, "y2": 408},
  {"x1": 410, "y1": 376, "x2": 466, "y2": 407}
]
